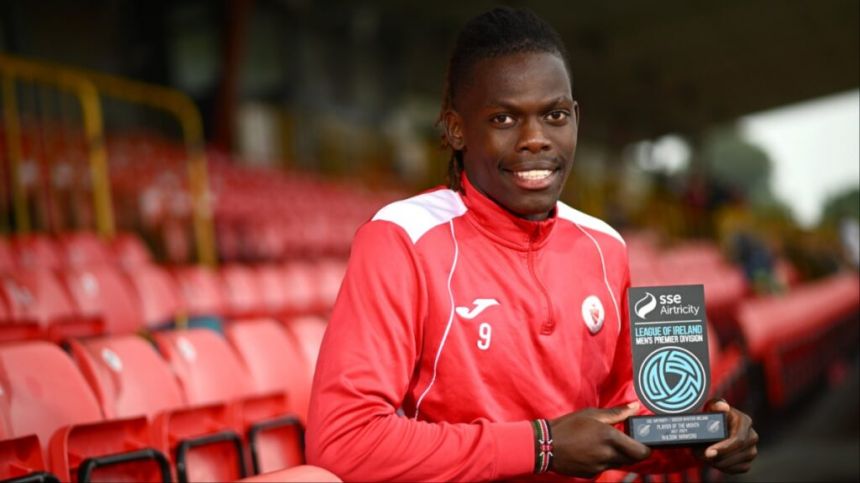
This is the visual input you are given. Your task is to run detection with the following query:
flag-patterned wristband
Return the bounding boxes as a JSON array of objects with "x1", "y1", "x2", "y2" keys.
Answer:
[{"x1": 532, "y1": 419, "x2": 553, "y2": 474}]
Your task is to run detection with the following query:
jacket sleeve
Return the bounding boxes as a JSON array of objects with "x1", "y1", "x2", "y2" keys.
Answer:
[
  {"x1": 305, "y1": 220, "x2": 534, "y2": 481},
  {"x1": 599, "y1": 264, "x2": 700, "y2": 475}
]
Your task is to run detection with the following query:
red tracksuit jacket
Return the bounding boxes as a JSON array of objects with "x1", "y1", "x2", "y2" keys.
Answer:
[{"x1": 307, "y1": 175, "x2": 695, "y2": 481}]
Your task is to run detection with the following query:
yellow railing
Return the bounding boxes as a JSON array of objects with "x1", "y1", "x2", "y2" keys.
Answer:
[
  {"x1": 0, "y1": 54, "x2": 216, "y2": 266},
  {"x1": 0, "y1": 54, "x2": 113, "y2": 238}
]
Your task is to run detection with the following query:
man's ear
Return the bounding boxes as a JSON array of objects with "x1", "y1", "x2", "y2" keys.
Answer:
[
  {"x1": 443, "y1": 110, "x2": 466, "y2": 151},
  {"x1": 573, "y1": 101, "x2": 581, "y2": 131}
]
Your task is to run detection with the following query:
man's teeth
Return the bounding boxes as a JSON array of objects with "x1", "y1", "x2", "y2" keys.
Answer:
[{"x1": 514, "y1": 170, "x2": 553, "y2": 180}]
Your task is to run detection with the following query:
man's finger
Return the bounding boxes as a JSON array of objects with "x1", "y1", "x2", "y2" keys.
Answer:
[
  {"x1": 607, "y1": 427, "x2": 652, "y2": 461},
  {"x1": 704, "y1": 407, "x2": 751, "y2": 458},
  {"x1": 592, "y1": 401, "x2": 640, "y2": 425}
]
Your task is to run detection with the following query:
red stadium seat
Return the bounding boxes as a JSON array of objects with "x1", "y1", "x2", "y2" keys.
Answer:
[
  {"x1": 9, "y1": 235, "x2": 62, "y2": 270},
  {"x1": 314, "y1": 258, "x2": 346, "y2": 313},
  {"x1": 285, "y1": 315, "x2": 328, "y2": 378},
  {"x1": 0, "y1": 269, "x2": 101, "y2": 342},
  {"x1": 56, "y1": 232, "x2": 113, "y2": 267},
  {"x1": 156, "y1": 328, "x2": 303, "y2": 475},
  {"x1": 68, "y1": 335, "x2": 185, "y2": 420},
  {"x1": 281, "y1": 261, "x2": 318, "y2": 316},
  {"x1": 122, "y1": 265, "x2": 182, "y2": 328},
  {"x1": 219, "y1": 264, "x2": 266, "y2": 319},
  {"x1": 254, "y1": 265, "x2": 290, "y2": 316},
  {"x1": 171, "y1": 266, "x2": 226, "y2": 319},
  {"x1": 59, "y1": 266, "x2": 144, "y2": 335},
  {"x1": 110, "y1": 233, "x2": 153, "y2": 268},
  {"x1": 0, "y1": 341, "x2": 169, "y2": 482},
  {"x1": 226, "y1": 316, "x2": 311, "y2": 425}
]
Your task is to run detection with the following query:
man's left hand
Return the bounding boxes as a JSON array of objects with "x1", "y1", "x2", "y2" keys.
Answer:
[{"x1": 694, "y1": 399, "x2": 758, "y2": 474}]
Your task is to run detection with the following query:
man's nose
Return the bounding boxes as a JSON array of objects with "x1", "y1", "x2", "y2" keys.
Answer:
[{"x1": 516, "y1": 118, "x2": 551, "y2": 153}]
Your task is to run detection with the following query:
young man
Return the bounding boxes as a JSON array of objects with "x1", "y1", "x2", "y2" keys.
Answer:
[{"x1": 307, "y1": 7, "x2": 757, "y2": 481}]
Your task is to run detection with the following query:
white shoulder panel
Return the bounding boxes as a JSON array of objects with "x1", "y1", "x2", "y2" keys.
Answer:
[
  {"x1": 372, "y1": 189, "x2": 467, "y2": 243},
  {"x1": 556, "y1": 202, "x2": 625, "y2": 245}
]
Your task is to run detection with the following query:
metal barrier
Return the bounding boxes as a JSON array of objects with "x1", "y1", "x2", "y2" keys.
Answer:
[{"x1": 0, "y1": 54, "x2": 216, "y2": 266}]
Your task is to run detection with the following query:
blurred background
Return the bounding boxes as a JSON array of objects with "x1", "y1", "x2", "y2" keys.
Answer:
[{"x1": 0, "y1": 1, "x2": 857, "y2": 482}]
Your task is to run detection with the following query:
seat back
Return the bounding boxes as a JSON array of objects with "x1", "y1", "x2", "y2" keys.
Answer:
[
  {"x1": 226, "y1": 318, "x2": 312, "y2": 422},
  {"x1": 153, "y1": 329, "x2": 255, "y2": 405},
  {"x1": 111, "y1": 233, "x2": 152, "y2": 268},
  {"x1": 10, "y1": 235, "x2": 62, "y2": 271},
  {"x1": 122, "y1": 265, "x2": 182, "y2": 328},
  {"x1": 56, "y1": 232, "x2": 113, "y2": 268},
  {"x1": 60, "y1": 266, "x2": 144, "y2": 335},
  {"x1": 0, "y1": 342, "x2": 103, "y2": 450},
  {"x1": 68, "y1": 335, "x2": 185, "y2": 420},
  {"x1": 171, "y1": 266, "x2": 226, "y2": 318},
  {"x1": 220, "y1": 265, "x2": 265, "y2": 318}
]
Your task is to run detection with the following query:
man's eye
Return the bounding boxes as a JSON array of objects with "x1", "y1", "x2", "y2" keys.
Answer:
[
  {"x1": 545, "y1": 110, "x2": 570, "y2": 122},
  {"x1": 490, "y1": 114, "x2": 514, "y2": 126}
]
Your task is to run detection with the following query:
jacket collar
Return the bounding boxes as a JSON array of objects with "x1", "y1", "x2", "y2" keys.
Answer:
[{"x1": 459, "y1": 173, "x2": 557, "y2": 251}]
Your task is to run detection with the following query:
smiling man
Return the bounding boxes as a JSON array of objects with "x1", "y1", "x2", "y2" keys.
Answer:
[{"x1": 306, "y1": 7, "x2": 757, "y2": 481}]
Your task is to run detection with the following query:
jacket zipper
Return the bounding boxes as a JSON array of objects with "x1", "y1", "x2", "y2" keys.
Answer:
[{"x1": 528, "y1": 231, "x2": 555, "y2": 335}]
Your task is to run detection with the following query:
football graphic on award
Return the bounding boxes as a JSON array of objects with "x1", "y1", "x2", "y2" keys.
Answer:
[{"x1": 626, "y1": 285, "x2": 728, "y2": 446}]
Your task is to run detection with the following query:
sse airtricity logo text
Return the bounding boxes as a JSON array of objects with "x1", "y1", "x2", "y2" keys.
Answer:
[{"x1": 634, "y1": 292, "x2": 657, "y2": 319}]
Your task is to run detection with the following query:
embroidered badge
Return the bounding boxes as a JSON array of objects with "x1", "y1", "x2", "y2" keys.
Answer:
[{"x1": 581, "y1": 295, "x2": 605, "y2": 334}]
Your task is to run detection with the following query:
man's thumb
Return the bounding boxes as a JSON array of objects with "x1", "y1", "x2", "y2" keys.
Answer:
[{"x1": 593, "y1": 401, "x2": 640, "y2": 424}]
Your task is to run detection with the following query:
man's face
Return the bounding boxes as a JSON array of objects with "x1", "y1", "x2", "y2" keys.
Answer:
[{"x1": 446, "y1": 51, "x2": 579, "y2": 220}]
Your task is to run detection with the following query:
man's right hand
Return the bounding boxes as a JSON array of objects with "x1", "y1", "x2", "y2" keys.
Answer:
[{"x1": 549, "y1": 402, "x2": 651, "y2": 478}]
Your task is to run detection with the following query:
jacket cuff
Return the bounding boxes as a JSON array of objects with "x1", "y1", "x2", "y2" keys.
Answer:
[{"x1": 490, "y1": 421, "x2": 536, "y2": 479}]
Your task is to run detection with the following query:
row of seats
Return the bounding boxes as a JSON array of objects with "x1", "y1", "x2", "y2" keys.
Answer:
[
  {"x1": 1, "y1": 232, "x2": 346, "y2": 342},
  {"x1": 736, "y1": 273, "x2": 860, "y2": 408},
  {"x1": 0, "y1": 316, "x2": 325, "y2": 482}
]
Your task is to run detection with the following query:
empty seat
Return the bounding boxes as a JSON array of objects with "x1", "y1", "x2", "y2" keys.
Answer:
[
  {"x1": 111, "y1": 233, "x2": 152, "y2": 268},
  {"x1": 219, "y1": 265, "x2": 266, "y2": 319},
  {"x1": 122, "y1": 265, "x2": 182, "y2": 329},
  {"x1": 68, "y1": 335, "x2": 185, "y2": 420},
  {"x1": 254, "y1": 265, "x2": 290, "y2": 316},
  {"x1": 171, "y1": 266, "x2": 226, "y2": 319},
  {"x1": 285, "y1": 315, "x2": 328, "y2": 378},
  {"x1": 0, "y1": 341, "x2": 169, "y2": 482},
  {"x1": 56, "y1": 232, "x2": 113, "y2": 268},
  {"x1": 156, "y1": 328, "x2": 303, "y2": 475},
  {"x1": 9, "y1": 235, "x2": 62, "y2": 270},
  {"x1": 0, "y1": 269, "x2": 100, "y2": 342},
  {"x1": 280, "y1": 261, "x2": 318, "y2": 316},
  {"x1": 226, "y1": 317, "x2": 312, "y2": 425},
  {"x1": 314, "y1": 258, "x2": 346, "y2": 313},
  {"x1": 59, "y1": 266, "x2": 144, "y2": 336}
]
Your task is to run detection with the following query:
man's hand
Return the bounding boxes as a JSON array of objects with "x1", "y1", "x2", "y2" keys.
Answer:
[
  {"x1": 694, "y1": 399, "x2": 758, "y2": 474},
  {"x1": 549, "y1": 402, "x2": 651, "y2": 478}
]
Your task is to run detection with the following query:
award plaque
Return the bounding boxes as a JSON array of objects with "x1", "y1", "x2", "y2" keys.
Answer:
[{"x1": 626, "y1": 284, "x2": 727, "y2": 446}]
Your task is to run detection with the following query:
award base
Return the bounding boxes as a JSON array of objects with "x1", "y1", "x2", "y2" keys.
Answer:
[{"x1": 628, "y1": 413, "x2": 727, "y2": 446}]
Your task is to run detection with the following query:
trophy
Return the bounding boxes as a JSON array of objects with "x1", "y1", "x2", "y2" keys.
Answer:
[{"x1": 626, "y1": 284, "x2": 727, "y2": 446}]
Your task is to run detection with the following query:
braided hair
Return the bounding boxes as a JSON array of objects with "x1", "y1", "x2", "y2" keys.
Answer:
[{"x1": 439, "y1": 7, "x2": 571, "y2": 191}]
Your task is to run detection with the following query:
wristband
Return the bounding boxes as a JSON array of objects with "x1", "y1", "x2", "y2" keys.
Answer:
[{"x1": 532, "y1": 419, "x2": 553, "y2": 474}]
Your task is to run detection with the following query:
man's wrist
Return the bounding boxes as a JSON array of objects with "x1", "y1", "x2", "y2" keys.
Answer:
[{"x1": 532, "y1": 419, "x2": 554, "y2": 474}]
